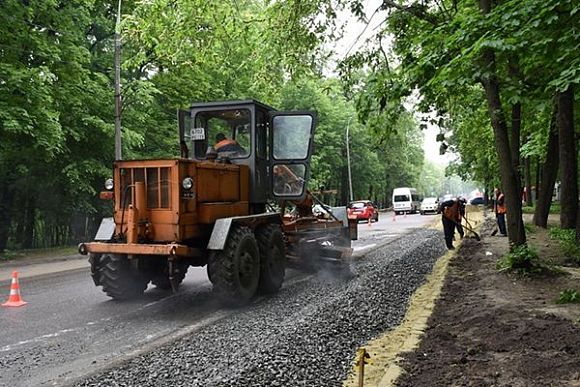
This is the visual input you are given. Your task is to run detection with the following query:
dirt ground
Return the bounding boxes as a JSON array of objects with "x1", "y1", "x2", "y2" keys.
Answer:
[{"x1": 395, "y1": 215, "x2": 580, "y2": 386}]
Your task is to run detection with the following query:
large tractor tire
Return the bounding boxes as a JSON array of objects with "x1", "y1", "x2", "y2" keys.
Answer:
[
  {"x1": 255, "y1": 224, "x2": 286, "y2": 294},
  {"x1": 92, "y1": 254, "x2": 148, "y2": 300},
  {"x1": 88, "y1": 253, "x2": 102, "y2": 286},
  {"x1": 207, "y1": 225, "x2": 260, "y2": 305}
]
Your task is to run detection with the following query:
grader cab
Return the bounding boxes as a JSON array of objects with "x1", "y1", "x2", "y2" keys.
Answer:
[{"x1": 79, "y1": 100, "x2": 356, "y2": 303}]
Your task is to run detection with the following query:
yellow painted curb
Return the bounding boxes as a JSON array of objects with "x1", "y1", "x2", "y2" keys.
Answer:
[{"x1": 343, "y1": 209, "x2": 484, "y2": 387}]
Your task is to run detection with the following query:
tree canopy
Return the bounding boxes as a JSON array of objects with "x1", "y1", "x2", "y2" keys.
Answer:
[{"x1": 1, "y1": 0, "x2": 576, "y2": 252}]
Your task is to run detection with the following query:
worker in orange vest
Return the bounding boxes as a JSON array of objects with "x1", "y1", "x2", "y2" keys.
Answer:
[
  {"x1": 440, "y1": 198, "x2": 460, "y2": 250},
  {"x1": 215, "y1": 132, "x2": 245, "y2": 155},
  {"x1": 493, "y1": 188, "x2": 507, "y2": 236}
]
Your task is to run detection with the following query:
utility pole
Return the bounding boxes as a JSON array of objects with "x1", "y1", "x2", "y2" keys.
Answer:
[
  {"x1": 346, "y1": 117, "x2": 354, "y2": 202},
  {"x1": 114, "y1": 0, "x2": 122, "y2": 160}
]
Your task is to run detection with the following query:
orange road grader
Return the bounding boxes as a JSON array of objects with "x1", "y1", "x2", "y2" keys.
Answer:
[{"x1": 78, "y1": 100, "x2": 357, "y2": 303}]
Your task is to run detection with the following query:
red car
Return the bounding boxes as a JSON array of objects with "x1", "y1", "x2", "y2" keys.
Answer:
[{"x1": 348, "y1": 200, "x2": 379, "y2": 222}]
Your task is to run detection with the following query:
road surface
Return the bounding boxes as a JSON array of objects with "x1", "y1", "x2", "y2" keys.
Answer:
[{"x1": 0, "y1": 211, "x2": 438, "y2": 387}]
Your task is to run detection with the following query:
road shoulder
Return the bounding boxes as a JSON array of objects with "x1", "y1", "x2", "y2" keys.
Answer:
[
  {"x1": 395, "y1": 215, "x2": 580, "y2": 386},
  {"x1": 343, "y1": 206, "x2": 484, "y2": 387},
  {"x1": 0, "y1": 253, "x2": 87, "y2": 282}
]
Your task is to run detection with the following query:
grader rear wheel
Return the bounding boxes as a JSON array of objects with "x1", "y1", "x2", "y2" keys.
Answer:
[
  {"x1": 94, "y1": 254, "x2": 148, "y2": 300},
  {"x1": 207, "y1": 226, "x2": 260, "y2": 305},
  {"x1": 256, "y1": 224, "x2": 286, "y2": 294}
]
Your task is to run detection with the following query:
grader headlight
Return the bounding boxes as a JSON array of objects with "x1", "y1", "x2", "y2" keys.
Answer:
[{"x1": 182, "y1": 177, "x2": 194, "y2": 190}]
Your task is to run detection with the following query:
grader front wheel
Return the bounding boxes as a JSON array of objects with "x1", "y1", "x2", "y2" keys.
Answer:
[
  {"x1": 207, "y1": 226, "x2": 260, "y2": 305},
  {"x1": 93, "y1": 254, "x2": 148, "y2": 300}
]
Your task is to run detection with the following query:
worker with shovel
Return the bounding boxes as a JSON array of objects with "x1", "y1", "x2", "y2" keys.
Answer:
[
  {"x1": 456, "y1": 197, "x2": 467, "y2": 239},
  {"x1": 440, "y1": 198, "x2": 460, "y2": 250}
]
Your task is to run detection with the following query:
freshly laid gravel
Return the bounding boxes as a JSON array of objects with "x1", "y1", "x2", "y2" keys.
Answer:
[{"x1": 75, "y1": 229, "x2": 446, "y2": 387}]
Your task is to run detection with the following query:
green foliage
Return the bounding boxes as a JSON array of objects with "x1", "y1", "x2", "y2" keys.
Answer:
[
  {"x1": 557, "y1": 289, "x2": 580, "y2": 304},
  {"x1": 522, "y1": 206, "x2": 534, "y2": 214},
  {"x1": 524, "y1": 223, "x2": 535, "y2": 234},
  {"x1": 337, "y1": 0, "x2": 579, "y2": 236},
  {"x1": 549, "y1": 227, "x2": 576, "y2": 241},
  {"x1": 418, "y1": 161, "x2": 445, "y2": 197},
  {"x1": 496, "y1": 244, "x2": 543, "y2": 275},
  {"x1": 277, "y1": 77, "x2": 424, "y2": 207},
  {"x1": 0, "y1": 0, "x2": 338, "y2": 250},
  {"x1": 522, "y1": 203, "x2": 561, "y2": 215},
  {"x1": 549, "y1": 227, "x2": 580, "y2": 264}
]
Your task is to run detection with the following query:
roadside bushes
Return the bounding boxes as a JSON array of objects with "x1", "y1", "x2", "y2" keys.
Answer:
[{"x1": 496, "y1": 244, "x2": 543, "y2": 275}]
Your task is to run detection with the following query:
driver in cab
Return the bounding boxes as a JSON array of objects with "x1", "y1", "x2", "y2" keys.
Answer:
[{"x1": 215, "y1": 132, "x2": 245, "y2": 155}]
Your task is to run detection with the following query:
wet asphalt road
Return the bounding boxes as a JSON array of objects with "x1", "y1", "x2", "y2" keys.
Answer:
[
  {"x1": 0, "y1": 212, "x2": 437, "y2": 387},
  {"x1": 353, "y1": 210, "x2": 437, "y2": 253}
]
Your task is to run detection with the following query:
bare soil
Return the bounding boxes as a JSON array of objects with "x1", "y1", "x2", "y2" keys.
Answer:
[{"x1": 396, "y1": 217, "x2": 580, "y2": 387}]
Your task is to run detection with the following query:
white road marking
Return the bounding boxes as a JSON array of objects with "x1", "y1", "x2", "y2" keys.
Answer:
[{"x1": 0, "y1": 328, "x2": 77, "y2": 352}]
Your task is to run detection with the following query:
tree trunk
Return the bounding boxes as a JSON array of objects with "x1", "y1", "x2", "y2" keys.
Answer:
[
  {"x1": 22, "y1": 196, "x2": 36, "y2": 249},
  {"x1": 510, "y1": 102, "x2": 521, "y2": 180},
  {"x1": 576, "y1": 206, "x2": 580, "y2": 244},
  {"x1": 524, "y1": 156, "x2": 532, "y2": 205},
  {"x1": 534, "y1": 106, "x2": 559, "y2": 228},
  {"x1": 557, "y1": 86, "x2": 578, "y2": 229},
  {"x1": 479, "y1": 0, "x2": 525, "y2": 246},
  {"x1": 481, "y1": 79, "x2": 525, "y2": 245},
  {"x1": 0, "y1": 186, "x2": 13, "y2": 253},
  {"x1": 535, "y1": 159, "x2": 541, "y2": 203}
]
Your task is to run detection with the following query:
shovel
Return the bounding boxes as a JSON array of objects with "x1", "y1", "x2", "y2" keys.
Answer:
[
  {"x1": 443, "y1": 213, "x2": 481, "y2": 241},
  {"x1": 461, "y1": 215, "x2": 481, "y2": 241}
]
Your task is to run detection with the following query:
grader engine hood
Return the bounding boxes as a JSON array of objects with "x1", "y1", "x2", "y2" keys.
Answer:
[
  {"x1": 112, "y1": 159, "x2": 185, "y2": 244},
  {"x1": 91, "y1": 158, "x2": 250, "y2": 244}
]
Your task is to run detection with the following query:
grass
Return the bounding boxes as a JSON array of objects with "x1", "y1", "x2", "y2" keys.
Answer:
[
  {"x1": 522, "y1": 203, "x2": 561, "y2": 215},
  {"x1": 549, "y1": 227, "x2": 580, "y2": 265},
  {"x1": 496, "y1": 244, "x2": 558, "y2": 276},
  {"x1": 524, "y1": 223, "x2": 535, "y2": 234},
  {"x1": 557, "y1": 288, "x2": 580, "y2": 304},
  {"x1": 0, "y1": 246, "x2": 78, "y2": 262}
]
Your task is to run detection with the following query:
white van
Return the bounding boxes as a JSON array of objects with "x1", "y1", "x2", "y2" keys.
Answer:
[{"x1": 392, "y1": 187, "x2": 422, "y2": 214}]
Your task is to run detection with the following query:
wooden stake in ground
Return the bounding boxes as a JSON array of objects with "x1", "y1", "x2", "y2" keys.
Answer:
[{"x1": 355, "y1": 347, "x2": 371, "y2": 387}]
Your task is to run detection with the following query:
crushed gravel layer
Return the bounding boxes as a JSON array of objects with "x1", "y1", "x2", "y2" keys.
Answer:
[{"x1": 75, "y1": 229, "x2": 446, "y2": 387}]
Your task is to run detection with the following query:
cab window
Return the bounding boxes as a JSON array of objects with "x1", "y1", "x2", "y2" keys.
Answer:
[
  {"x1": 272, "y1": 115, "x2": 312, "y2": 160},
  {"x1": 193, "y1": 109, "x2": 251, "y2": 159}
]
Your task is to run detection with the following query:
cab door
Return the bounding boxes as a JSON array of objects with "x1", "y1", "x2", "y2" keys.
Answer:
[{"x1": 269, "y1": 112, "x2": 316, "y2": 201}]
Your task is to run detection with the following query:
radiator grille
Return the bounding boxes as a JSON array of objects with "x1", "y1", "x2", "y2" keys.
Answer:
[{"x1": 120, "y1": 167, "x2": 171, "y2": 209}]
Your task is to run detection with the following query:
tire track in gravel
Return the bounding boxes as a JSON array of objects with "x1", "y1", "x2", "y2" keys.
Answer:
[{"x1": 74, "y1": 229, "x2": 446, "y2": 387}]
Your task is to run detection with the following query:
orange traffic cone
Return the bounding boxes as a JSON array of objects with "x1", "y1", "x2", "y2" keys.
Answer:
[{"x1": 2, "y1": 271, "x2": 27, "y2": 307}]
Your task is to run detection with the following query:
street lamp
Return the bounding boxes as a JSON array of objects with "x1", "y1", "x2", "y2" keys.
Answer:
[{"x1": 346, "y1": 117, "x2": 354, "y2": 202}]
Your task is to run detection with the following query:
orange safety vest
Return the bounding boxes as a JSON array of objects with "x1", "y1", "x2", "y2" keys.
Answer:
[
  {"x1": 496, "y1": 194, "x2": 506, "y2": 214},
  {"x1": 443, "y1": 201, "x2": 459, "y2": 221},
  {"x1": 215, "y1": 139, "x2": 237, "y2": 150}
]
